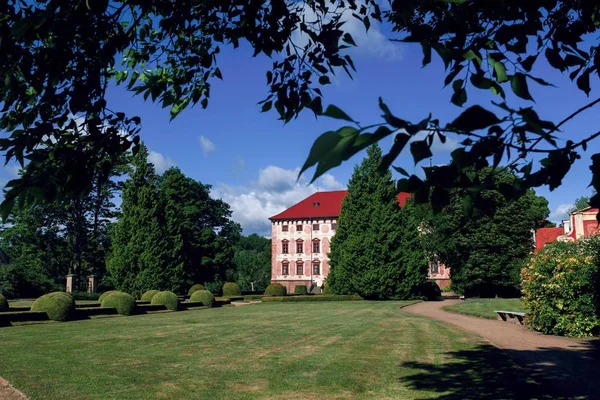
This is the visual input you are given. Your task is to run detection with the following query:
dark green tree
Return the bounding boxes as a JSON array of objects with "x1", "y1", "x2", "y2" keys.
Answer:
[
  {"x1": 233, "y1": 234, "x2": 271, "y2": 293},
  {"x1": 420, "y1": 169, "x2": 550, "y2": 297},
  {"x1": 106, "y1": 144, "x2": 173, "y2": 295},
  {"x1": 327, "y1": 145, "x2": 428, "y2": 300}
]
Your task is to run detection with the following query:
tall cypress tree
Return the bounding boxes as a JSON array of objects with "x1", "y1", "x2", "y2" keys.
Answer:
[
  {"x1": 327, "y1": 145, "x2": 428, "y2": 299},
  {"x1": 106, "y1": 144, "x2": 176, "y2": 295}
]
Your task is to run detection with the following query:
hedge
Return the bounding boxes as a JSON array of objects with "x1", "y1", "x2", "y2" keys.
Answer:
[
  {"x1": 264, "y1": 283, "x2": 286, "y2": 296},
  {"x1": 222, "y1": 282, "x2": 241, "y2": 297},
  {"x1": 101, "y1": 292, "x2": 136, "y2": 316},
  {"x1": 30, "y1": 292, "x2": 75, "y2": 322},
  {"x1": 294, "y1": 285, "x2": 308, "y2": 295},
  {"x1": 0, "y1": 294, "x2": 7, "y2": 312},
  {"x1": 190, "y1": 290, "x2": 215, "y2": 308},
  {"x1": 141, "y1": 290, "x2": 160, "y2": 302},
  {"x1": 187, "y1": 284, "x2": 205, "y2": 296},
  {"x1": 262, "y1": 294, "x2": 362, "y2": 302},
  {"x1": 98, "y1": 290, "x2": 118, "y2": 303},
  {"x1": 522, "y1": 239, "x2": 600, "y2": 337},
  {"x1": 243, "y1": 295, "x2": 264, "y2": 301},
  {"x1": 151, "y1": 291, "x2": 179, "y2": 311}
]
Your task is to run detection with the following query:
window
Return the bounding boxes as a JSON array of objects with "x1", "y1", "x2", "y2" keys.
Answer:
[
  {"x1": 296, "y1": 241, "x2": 303, "y2": 253},
  {"x1": 282, "y1": 225, "x2": 288, "y2": 232},
  {"x1": 332, "y1": 223, "x2": 337, "y2": 230},
  {"x1": 312, "y1": 240, "x2": 320, "y2": 253},
  {"x1": 313, "y1": 262, "x2": 320, "y2": 275},
  {"x1": 282, "y1": 262, "x2": 289, "y2": 275},
  {"x1": 431, "y1": 261, "x2": 439, "y2": 274},
  {"x1": 282, "y1": 241, "x2": 289, "y2": 254},
  {"x1": 296, "y1": 262, "x2": 303, "y2": 275},
  {"x1": 296, "y1": 224, "x2": 303, "y2": 232},
  {"x1": 313, "y1": 223, "x2": 319, "y2": 231}
]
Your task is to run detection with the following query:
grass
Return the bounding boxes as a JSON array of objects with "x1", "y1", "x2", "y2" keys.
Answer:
[
  {"x1": 443, "y1": 298, "x2": 525, "y2": 320},
  {"x1": 0, "y1": 301, "x2": 544, "y2": 399}
]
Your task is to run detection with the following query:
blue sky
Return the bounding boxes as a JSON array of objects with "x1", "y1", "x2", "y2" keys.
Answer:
[{"x1": 3, "y1": 14, "x2": 598, "y2": 236}]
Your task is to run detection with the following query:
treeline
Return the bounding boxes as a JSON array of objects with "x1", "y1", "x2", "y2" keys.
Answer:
[
  {"x1": 327, "y1": 145, "x2": 550, "y2": 299},
  {"x1": 0, "y1": 144, "x2": 271, "y2": 298}
]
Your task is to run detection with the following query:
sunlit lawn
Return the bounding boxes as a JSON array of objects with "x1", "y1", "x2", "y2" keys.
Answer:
[
  {"x1": 443, "y1": 298, "x2": 524, "y2": 320},
  {"x1": 0, "y1": 301, "x2": 542, "y2": 399}
]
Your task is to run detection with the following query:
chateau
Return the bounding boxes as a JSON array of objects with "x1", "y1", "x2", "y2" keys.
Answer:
[
  {"x1": 269, "y1": 190, "x2": 451, "y2": 293},
  {"x1": 535, "y1": 206, "x2": 600, "y2": 251}
]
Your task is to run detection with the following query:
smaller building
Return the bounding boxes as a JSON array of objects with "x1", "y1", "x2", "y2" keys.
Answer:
[{"x1": 534, "y1": 206, "x2": 600, "y2": 251}]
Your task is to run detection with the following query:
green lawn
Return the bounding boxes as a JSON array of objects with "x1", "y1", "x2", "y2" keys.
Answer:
[
  {"x1": 443, "y1": 298, "x2": 524, "y2": 320},
  {"x1": 0, "y1": 301, "x2": 544, "y2": 399}
]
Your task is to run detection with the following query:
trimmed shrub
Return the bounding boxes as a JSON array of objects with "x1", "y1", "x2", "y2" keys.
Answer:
[
  {"x1": 151, "y1": 291, "x2": 179, "y2": 311},
  {"x1": 294, "y1": 285, "x2": 308, "y2": 295},
  {"x1": 262, "y1": 294, "x2": 362, "y2": 302},
  {"x1": 522, "y1": 240, "x2": 600, "y2": 337},
  {"x1": 322, "y1": 282, "x2": 331, "y2": 295},
  {"x1": 70, "y1": 291, "x2": 100, "y2": 301},
  {"x1": 187, "y1": 284, "x2": 205, "y2": 296},
  {"x1": 222, "y1": 282, "x2": 241, "y2": 297},
  {"x1": 190, "y1": 290, "x2": 215, "y2": 308},
  {"x1": 0, "y1": 294, "x2": 7, "y2": 311},
  {"x1": 98, "y1": 290, "x2": 118, "y2": 303},
  {"x1": 264, "y1": 283, "x2": 286, "y2": 296},
  {"x1": 102, "y1": 292, "x2": 136, "y2": 315},
  {"x1": 141, "y1": 290, "x2": 160, "y2": 302},
  {"x1": 30, "y1": 292, "x2": 75, "y2": 322}
]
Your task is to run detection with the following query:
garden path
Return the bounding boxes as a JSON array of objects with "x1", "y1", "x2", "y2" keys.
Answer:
[{"x1": 403, "y1": 300, "x2": 600, "y2": 399}]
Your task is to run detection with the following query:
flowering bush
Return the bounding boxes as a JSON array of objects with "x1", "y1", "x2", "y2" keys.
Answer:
[{"x1": 521, "y1": 239, "x2": 600, "y2": 337}]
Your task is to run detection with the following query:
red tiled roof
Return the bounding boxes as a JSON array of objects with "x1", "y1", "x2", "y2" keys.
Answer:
[
  {"x1": 535, "y1": 227, "x2": 564, "y2": 252},
  {"x1": 269, "y1": 190, "x2": 412, "y2": 220}
]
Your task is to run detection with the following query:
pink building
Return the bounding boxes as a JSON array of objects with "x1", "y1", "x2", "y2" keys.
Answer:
[
  {"x1": 535, "y1": 206, "x2": 600, "y2": 251},
  {"x1": 269, "y1": 190, "x2": 451, "y2": 293}
]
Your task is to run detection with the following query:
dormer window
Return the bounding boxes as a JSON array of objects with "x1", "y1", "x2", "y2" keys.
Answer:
[{"x1": 313, "y1": 201, "x2": 320, "y2": 207}]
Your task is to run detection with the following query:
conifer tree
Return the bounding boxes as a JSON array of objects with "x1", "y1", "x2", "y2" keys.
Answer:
[
  {"x1": 327, "y1": 145, "x2": 428, "y2": 299},
  {"x1": 106, "y1": 144, "x2": 175, "y2": 295}
]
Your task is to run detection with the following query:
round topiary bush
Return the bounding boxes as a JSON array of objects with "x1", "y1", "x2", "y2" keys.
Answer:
[
  {"x1": 187, "y1": 284, "x2": 205, "y2": 296},
  {"x1": 190, "y1": 290, "x2": 215, "y2": 307},
  {"x1": 141, "y1": 290, "x2": 160, "y2": 302},
  {"x1": 151, "y1": 291, "x2": 179, "y2": 311},
  {"x1": 30, "y1": 292, "x2": 75, "y2": 322},
  {"x1": 265, "y1": 283, "x2": 286, "y2": 296},
  {"x1": 0, "y1": 293, "x2": 8, "y2": 311},
  {"x1": 98, "y1": 290, "x2": 118, "y2": 303},
  {"x1": 294, "y1": 285, "x2": 308, "y2": 295},
  {"x1": 102, "y1": 292, "x2": 136, "y2": 315},
  {"x1": 222, "y1": 282, "x2": 241, "y2": 297}
]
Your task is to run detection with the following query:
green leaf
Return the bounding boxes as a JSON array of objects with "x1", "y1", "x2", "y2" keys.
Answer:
[
  {"x1": 11, "y1": 18, "x2": 33, "y2": 39},
  {"x1": 321, "y1": 105, "x2": 355, "y2": 122},
  {"x1": 410, "y1": 140, "x2": 432, "y2": 164},
  {"x1": 463, "y1": 49, "x2": 482, "y2": 65},
  {"x1": 470, "y1": 74, "x2": 493, "y2": 89},
  {"x1": 493, "y1": 61, "x2": 508, "y2": 83},
  {"x1": 450, "y1": 105, "x2": 502, "y2": 131},
  {"x1": 342, "y1": 33, "x2": 356, "y2": 46},
  {"x1": 451, "y1": 80, "x2": 467, "y2": 107},
  {"x1": 261, "y1": 101, "x2": 272, "y2": 112},
  {"x1": 319, "y1": 75, "x2": 331, "y2": 85},
  {"x1": 577, "y1": 70, "x2": 591, "y2": 95},
  {"x1": 510, "y1": 73, "x2": 534, "y2": 101},
  {"x1": 393, "y1": 166, "x2": 409, "y2": 177}
]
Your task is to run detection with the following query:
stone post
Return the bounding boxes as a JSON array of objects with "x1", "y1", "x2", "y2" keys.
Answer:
[
  {"x1": 66, "y1": 274, "x2": 78, "y2": 293},
  {"x1": 87, "y1": 275, "x2": 98, "y2": 294}
]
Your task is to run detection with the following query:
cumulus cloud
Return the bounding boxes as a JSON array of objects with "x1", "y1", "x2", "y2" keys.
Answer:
[
  {"x1": 199, "y1": 135, "x2": 216, "y2": 156},
  {"x1": 408, "y1": 130, "x2": 460, "y2": 154},
  {"x1": 291, "y1": 2, "x2": 403, "y2": 61},
  {"x1": 212, "y1": 166, "x2": 346, "y2": 235},
  {"x1": 147, "y1": 151, "x2": 176, "y2": 174},
  {"x1": 550, "y1": 203, "x2": 573, "y2": 222}
]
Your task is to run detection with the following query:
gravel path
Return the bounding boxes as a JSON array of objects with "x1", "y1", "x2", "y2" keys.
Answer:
[
  {"x1": 403, "y1": 300, "x2": 600, "y2": 399},
  {"x1": 0, "y1": 377, "x2": 27, "y2": 400}
]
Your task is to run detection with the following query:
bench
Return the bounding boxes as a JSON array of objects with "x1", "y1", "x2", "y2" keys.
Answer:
[{"x1": 495, "y1": 310, "x2": 526, "y2": 325}]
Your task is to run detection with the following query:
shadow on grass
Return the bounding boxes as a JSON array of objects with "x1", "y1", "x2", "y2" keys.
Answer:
[{"x1": 400, "y1": 341, "x2": 600, "y2": 399}]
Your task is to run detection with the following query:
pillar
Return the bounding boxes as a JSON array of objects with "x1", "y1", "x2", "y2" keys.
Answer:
[
  {"x1": 66, "y1": 274, "x2": 78, "y2": 293},
  {"x1": 87, "y1": 275, "x2": 98, "y2": 294}
]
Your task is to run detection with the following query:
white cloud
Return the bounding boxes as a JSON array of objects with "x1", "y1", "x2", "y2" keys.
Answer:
[
  {"x1": 550, "y1": 203, "x2": 573, "y2": 222},
  {"x1": 291, "y1": 2, "x2": 403, "y2": 61},
  {"x1": 199, "y1": 135, "x2": 216, "y2": 156},
  {"x1": 147, "y1": 151, "x2": 176, "y2": 174},
  {"x1": 408, "y1": 130, "x2": 460, "y2": 154},
  {"x1": 212, "y1": 165, "x2": 346, "y2": 235}
]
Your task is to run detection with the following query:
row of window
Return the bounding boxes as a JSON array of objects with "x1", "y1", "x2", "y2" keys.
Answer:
[
  {"x1": 281, "y1": 223, "x2": 337, "y2": 232},
  {"x1": 282, "y1": 240, "x2": 319, "y2": 254},
  {"x1": 281, "y1": 261, "x2": 320, "y2": 276}
]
